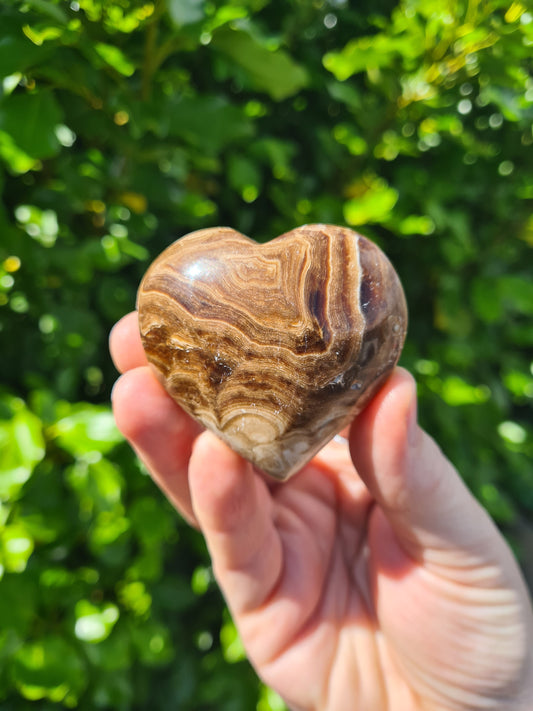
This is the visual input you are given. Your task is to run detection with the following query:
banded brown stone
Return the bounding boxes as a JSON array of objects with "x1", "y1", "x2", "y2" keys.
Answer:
[{"x1": 137, "y1": 224, "x2": 407, "y2": 480}]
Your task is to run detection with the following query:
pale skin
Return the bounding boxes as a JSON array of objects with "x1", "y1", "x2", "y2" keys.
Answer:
[{"x1": 110, "y1": 311, "x2": 533, "y2": 711}]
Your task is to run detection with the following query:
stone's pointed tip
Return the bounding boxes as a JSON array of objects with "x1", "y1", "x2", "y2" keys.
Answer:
[{"x1": 137, "y1": 225, "x2": 407, "y2": 480}]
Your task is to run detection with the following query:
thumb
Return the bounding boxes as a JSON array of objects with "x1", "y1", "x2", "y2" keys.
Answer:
[{"x1": 349, "y1": 368, "x2": 501, "y2": 572}]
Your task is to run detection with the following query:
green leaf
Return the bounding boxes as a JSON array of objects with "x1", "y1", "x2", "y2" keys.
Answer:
[
  {"x1": 74, "y1": 600, "x2": 119, "y2": 643},
  {"x1": 82, "y1": 623, "x2": 132, "y2": 671},
  {"x1": 471, "y1": 278, "x2": 503, "y2": 323},
  {"x1": 118, "y1": 580, "x2": 152, "y2": 616},
  {"x1": 398, "y1": 215, "x2": 435, "y2": 236},
  {"x1": 213, "y1": 27, "x2": 309, "y2": 101},
  {"x1": 129, "y1": 496, "x2": 175, "y2": 546},
  {"x1": 131, "y1": 621, "x2": 175, "y2": 666},
  {"x1": 0, "y1": 19, "x2": 45, "y2": 77},
  {"x1": 20, "y1": 0, "x2": 69, "y2": 25},
  {"x1": 323, "y1": 34, "x2": 418, "y2": 81},
  {"x1": 503, "y1": 370, "x2": 533, "y2": 399},
  {"x1": 167, "y1": 0, "x2": 205, "y2": 26},
  {"x1": 498, "y1": 276, "x2": 533, "y2": 315},
  {"x1": 220, "y1": 616, "x2": 246, "y2": 663},
  {"x1": 0, "y1": 90, "x2": 63, "y2": 159},
  {"x1": 343, "y1": 178, "x2": 398, "y2": 226},
  {"x1": 326, "y1": 81, "x2": 363, "y2": 110},
  {"x1": 471, "y1": 274, "x2": 533, "y2": 323},
  {"x1": 479, "y1": 483, "x2": 515, "y2": 523},
  {"x1": 228, "y1": 152, "x2": 262, "y2": 201},
  {"x1": 191, "y1": 565, "x2": 213, "y2": 595},
  {"x1": 21, "y1": 24, "x2": 64, "y2": 46},
  {"x1": 0, "y1": 396, "x2": 45, "y2": 500},
  {"x1": 66, "y1": 457, "x2": 124, "y2": 509},
  {"x1": 251, "y1": 137, "x2": 296, "y2": 179},
  {"x1": 498, "y1": 420, "x2": 527, "y2": 445},
  {"x1": 0, "y1": 129, "x2": 39, "y2": 172},
  {"x1": 0, "y1": 574, "x2": 37, "y2": 634},
  {"x1": 168, "y1": 95, "x2": 254, "y2": 153},
  {"x1": 257, "y1": 685, "x2": 287, "y2": 711},
  {"x1": 94, "y1": 43, "x2": 135, "y2": 77},
  {"x1": 52, "y1": 404, "x2": 123, "y2": 456},
  {"x1": 2, "y1": 523, "x2": 34, "y2": 573},
  {"x1": 12, "y1": 635, "x2": 87, "y2": 703},
  {"x1": 439, "y1": 376, "x2": 491, "y2": 406},
  {"x1": 333, "y1": 123, "x2": 368, "y2": 156},
  {"x1": 90, "y1": 510, "x2": 131, "y2": 549}
]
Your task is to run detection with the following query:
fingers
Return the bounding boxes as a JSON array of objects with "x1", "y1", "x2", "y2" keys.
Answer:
[
  {"x1": 349, "y1": 368, "x2": 500, "y2": 569},
  {"x1": 188, "y1": 432, "x2": 283, "y2": 615},
  {"x1": 109, "y1": 311, "x2": 147, "y2": 373},
  {"x1": 112, "y1": 366, "x2": 202, "y2": 526}
]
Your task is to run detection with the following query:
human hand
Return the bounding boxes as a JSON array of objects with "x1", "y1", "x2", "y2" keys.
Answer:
[{"x1": 110, "y1": 311, "x2": 533, "y2": 711}]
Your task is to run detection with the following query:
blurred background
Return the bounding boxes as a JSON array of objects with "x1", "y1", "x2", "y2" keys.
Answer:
[{"x1": 0, "y1": 0, "x2": 532, "y2": 708}]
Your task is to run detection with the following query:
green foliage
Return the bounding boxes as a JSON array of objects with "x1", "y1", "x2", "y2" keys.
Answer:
[{"x1": 0, "y1": 0, "x2": 532, "y2": 707}]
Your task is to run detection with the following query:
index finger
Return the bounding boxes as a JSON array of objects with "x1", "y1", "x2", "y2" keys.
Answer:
[{"x1": 109, "y1": 311, "x2": 148, "y2": 373}]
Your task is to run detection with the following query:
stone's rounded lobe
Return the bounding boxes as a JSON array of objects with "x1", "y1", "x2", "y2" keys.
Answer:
[{"x1": 137, "y1": 224, "x2": 407, "y2": 480}]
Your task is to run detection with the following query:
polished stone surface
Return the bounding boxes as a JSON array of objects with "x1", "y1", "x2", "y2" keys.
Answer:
[{"x1": 137, "y1": 224, "x2": 407, "y2": 480}]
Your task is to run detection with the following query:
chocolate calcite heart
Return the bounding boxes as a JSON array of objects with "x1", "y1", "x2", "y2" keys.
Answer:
[{"x1": 137, "y1": 224, "x2": 407, "y2": 480}]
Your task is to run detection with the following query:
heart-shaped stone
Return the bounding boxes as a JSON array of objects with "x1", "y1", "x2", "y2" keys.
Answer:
[{"x1": 137, "y1": 224, "x2": 407, "y2": 480}]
